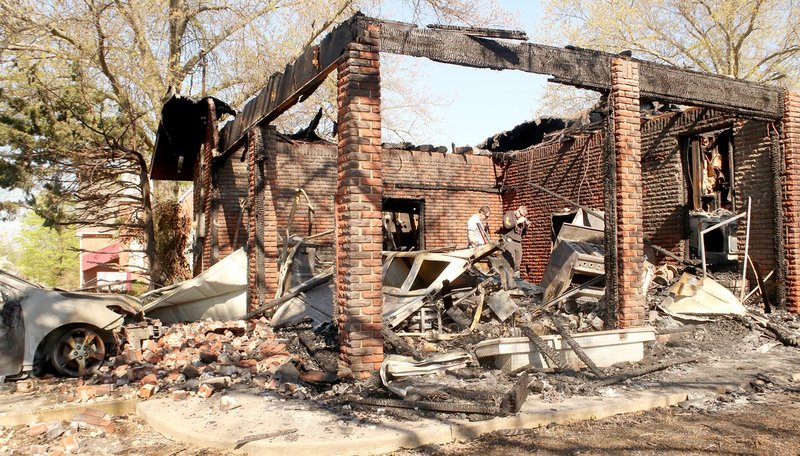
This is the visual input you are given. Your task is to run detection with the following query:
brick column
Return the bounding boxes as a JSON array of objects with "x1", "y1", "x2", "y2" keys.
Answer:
[
  {"x1": 261, "y1": 126, "x2": 280, "y2": 299},
  {"x1": 610, "y1": 57, "x2": 645, "y2": 328},
  {"x1": 200, "y1": 99, "x2": 217, "y2": 271},
  {"x1": 782, "y1": 92, "x2": 800, "y2": 313},
  {"x1": 335, "y1": 24, "x2": 383, "y2": 377},
  {"x1": 192, "y1": 137, "x2": 204, "y2": 277},
  {"x1": 246, "y1": 125, "x2": 279, "y2": 312}
]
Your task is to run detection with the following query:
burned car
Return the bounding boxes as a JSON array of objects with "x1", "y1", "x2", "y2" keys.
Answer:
[{"x1": 0, "y1": 270, "x2": 143, "y2": 378}]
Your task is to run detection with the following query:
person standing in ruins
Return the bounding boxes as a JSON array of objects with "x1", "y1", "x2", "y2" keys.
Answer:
[
  {"x1": 467, "y1": 206, "x2": 491, "y2": 247},
  {"x1": 501, "y1": 205, "x2": 530, "y2": 276}
]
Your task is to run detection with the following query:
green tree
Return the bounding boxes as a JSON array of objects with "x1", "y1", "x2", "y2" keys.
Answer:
[
  {"x1": 538, "y1": 0, "x2": 800, "y2": 116},
  {"x1": 14, "y1": 211, "x2": 80, "y2": 289}
]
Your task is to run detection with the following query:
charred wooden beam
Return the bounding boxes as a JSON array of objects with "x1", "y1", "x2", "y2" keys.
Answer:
[
  {"x1": 219, "y1": 14, "x2": 782, "y2": 156},
  {"x1": 377, "y1": 22, "x2": 783, "y2": 119},
  {"x1": 427, "y1": 24, "x2": 528, "y2": 40},
  {"x1": 218, "y1": 14, "x2": 361, "y2": 152}
]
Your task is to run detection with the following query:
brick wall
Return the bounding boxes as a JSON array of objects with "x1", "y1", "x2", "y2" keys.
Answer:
[
  {"x1": 211, "y1": 141, "x2": 503, "y2": 262},
  {"x1": 383, "y1": 149, "x2": 504, "y2": 247},
  {"x1": 214, "y1": 144, "x2": 249, "y2": 260},
  {"x1": 733, "y1": 119, "x2": 778, "y2": 277},
  {"x1": 641, "y1": 109, "x2": 737, "y2": 260},
  {"x1": 270, "y1": 141, "x2": 337, "y2": 254},
  {"x1": 501, "y1": 135, "x2": 605, "y2": 281},
  {"x1": 783, "y1": 92, "x2": 800, "y2": 312},
  {"x1": 503, "y1": 107, "x2": 775, "y2": 290}
]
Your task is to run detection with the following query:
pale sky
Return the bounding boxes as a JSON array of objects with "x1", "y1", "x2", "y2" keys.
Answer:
[{"x1": 377, "y1": 0, "x2": 548, "y2": 147}]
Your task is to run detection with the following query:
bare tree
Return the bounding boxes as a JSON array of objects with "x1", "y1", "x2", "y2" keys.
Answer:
[
  {"x1": 0, "y1": 0, "x2": 510, "y2": 285},
  {"x1": 537, "y1": 0, "x2": 800, "y2": 117}
]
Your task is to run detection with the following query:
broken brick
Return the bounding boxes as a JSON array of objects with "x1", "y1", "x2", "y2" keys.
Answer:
[
  {"x1": 139, "y1": 374, "x2": 158, "y2": 385},
  {"x1": 197, "y1": 384, "x2": 214, "y2": 398},
  {"x1": 199, "y1": 350, "x2": 218, "y2": 364},
  {"x1": 26, "y1": 422, "x2": 48, "y2": 436},
  {"x1": 16, "y1": 379, "x2": 36, "y2": 393},
  {"x1": 171, "y1": 390, "x2": 189, "y2": 400},
  {"x1": 142, "y1": 350, "x2": 162, "y2": 364},
  {"x1": 122, "y1": 348, "x2": 144, "y2": 364},
  {"x1": 72, "y1": 409, "x2": 114, "y2": 434},
  {"x1": 166, "y1": 370, "x2": 181, "y2": 382},
  {"x1": 112, "y1": 364, "x2": 129, "y2": 378},
  {"x1": 143, "y1": 339, "x2": 159, "y2": 352},
  {"x1": 129, "y1": 366, "x2": 156, "y2": 381},
  {"x1": 62, "y1": 434, "x2": 80, "y2": 453},
  {"x1": 75, "y1": 383, "x2": 113, "y2": 400},
  {"x1": 181, "y1": 364, "x2": 201, "y2": 379},
  {"x1": 139, "y1": 384, "x2": 157, "y2": 399}
]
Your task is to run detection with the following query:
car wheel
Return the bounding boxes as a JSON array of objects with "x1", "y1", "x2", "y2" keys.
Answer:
[{"x1": 48, "y1": 326, "x2": 106, "y2": 377}]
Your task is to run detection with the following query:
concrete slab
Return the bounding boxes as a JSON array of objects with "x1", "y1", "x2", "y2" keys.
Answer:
[
  {"x1": 135, "y1": 347, "x2": 800, "y2": 455},
  {"x1": 0, "y1": 396, "x2": 137, "y2": 426},
  {"x1": 136, "y1": 388, "x2": 688, "y2": 455}
]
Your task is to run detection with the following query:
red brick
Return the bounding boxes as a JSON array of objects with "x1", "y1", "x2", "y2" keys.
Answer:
[
  {"x1": 139, "y1": 384, "x2": 157, "y2": 399},
  {"x1": 197, "y1": 384, "x2": 215, "y2": 398}
]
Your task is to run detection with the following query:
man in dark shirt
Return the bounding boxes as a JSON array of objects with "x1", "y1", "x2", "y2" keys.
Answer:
[{"x1": 501, "y1": 205, "x2": 529, "y2": 276}]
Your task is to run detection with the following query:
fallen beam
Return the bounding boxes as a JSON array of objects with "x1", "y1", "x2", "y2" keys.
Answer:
[{"x1": 245, "y1": 269, "x2": 333, "y2": 319}]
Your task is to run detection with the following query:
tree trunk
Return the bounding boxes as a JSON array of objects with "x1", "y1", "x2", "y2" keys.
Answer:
[{"x1": 131, "y1": 149, "x2": 159, "y2": 289}]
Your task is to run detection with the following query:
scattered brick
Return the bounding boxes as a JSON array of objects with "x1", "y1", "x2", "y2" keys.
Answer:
[
  {"x1": 197, "y1": 384, "x2": 214, "y2": 399},
  {"x1": 121, "y1": 348, "x2": 144, "y2": 364},
  {"x1": 139, "y1": 384, "x2": 157, "y2": 399},
  {"x1": 72, "y1": 408, "x2": 114, "y2": 434},
  {"x1": 26, "y1": 422, "x2": 48, "y2": 436},
  {"x1": 16, "y1": 379, "x2": 36, "y2": 393},
  {"x1": 62, "y1": 434, "x2": 80, "y2": 453},
  {"x1": 139, "y1": 374, "x2": 158, "y2": 386},
  {"x1": 181, "y1": 364, "x2": 201, "y2": 379},
  {"x1": 171, "y1": 390, "x2": 189, "y2": 401},
  {"x1": 112, "y1": 364, "x2": 129, "y2": 378}
]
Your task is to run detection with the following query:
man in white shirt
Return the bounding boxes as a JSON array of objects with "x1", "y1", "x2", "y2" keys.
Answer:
[{"x1": 467, "y1": 206, "x2": 491, "y2": 247}]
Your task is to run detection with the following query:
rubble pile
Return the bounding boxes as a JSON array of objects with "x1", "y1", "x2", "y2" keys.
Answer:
[{"x1": 112, "y1": 319, "x2": 319, "y2": 401}]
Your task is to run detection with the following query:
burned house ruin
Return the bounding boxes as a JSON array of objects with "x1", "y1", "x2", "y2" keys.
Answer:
[{"x1": 151, "y1": 13, "x2": 800, "y2": 378}]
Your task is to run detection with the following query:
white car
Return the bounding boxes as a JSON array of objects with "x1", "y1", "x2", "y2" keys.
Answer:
[{"x1": 0, "y1": 270, "x2": 143, "y2": 378}]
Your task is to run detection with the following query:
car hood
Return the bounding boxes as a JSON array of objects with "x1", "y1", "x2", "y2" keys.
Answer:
[{"x1": 54, "y1": 291, "x2": 143, "y2": 315}]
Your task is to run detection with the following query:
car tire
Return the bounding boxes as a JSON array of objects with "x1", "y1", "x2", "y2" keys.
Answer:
[{"x1": 47, "y1": 326, "x2": 107, "y2": 377}]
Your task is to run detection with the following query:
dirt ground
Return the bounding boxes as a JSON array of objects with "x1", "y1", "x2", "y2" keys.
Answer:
[{"x1": 402, "y1": 390, "x2": 800, "y2": 456}]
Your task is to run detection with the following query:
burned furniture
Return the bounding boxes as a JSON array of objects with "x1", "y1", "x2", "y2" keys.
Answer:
[
  {"x1": 689, "y1": 212, "x2": 739, "y2": 265},
  {"x1": 540, "y1": 213, "x2": 605, "y2": 307},
  {"x1": 382, "y1": 241, "x2": 504, "y2": 331}
]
